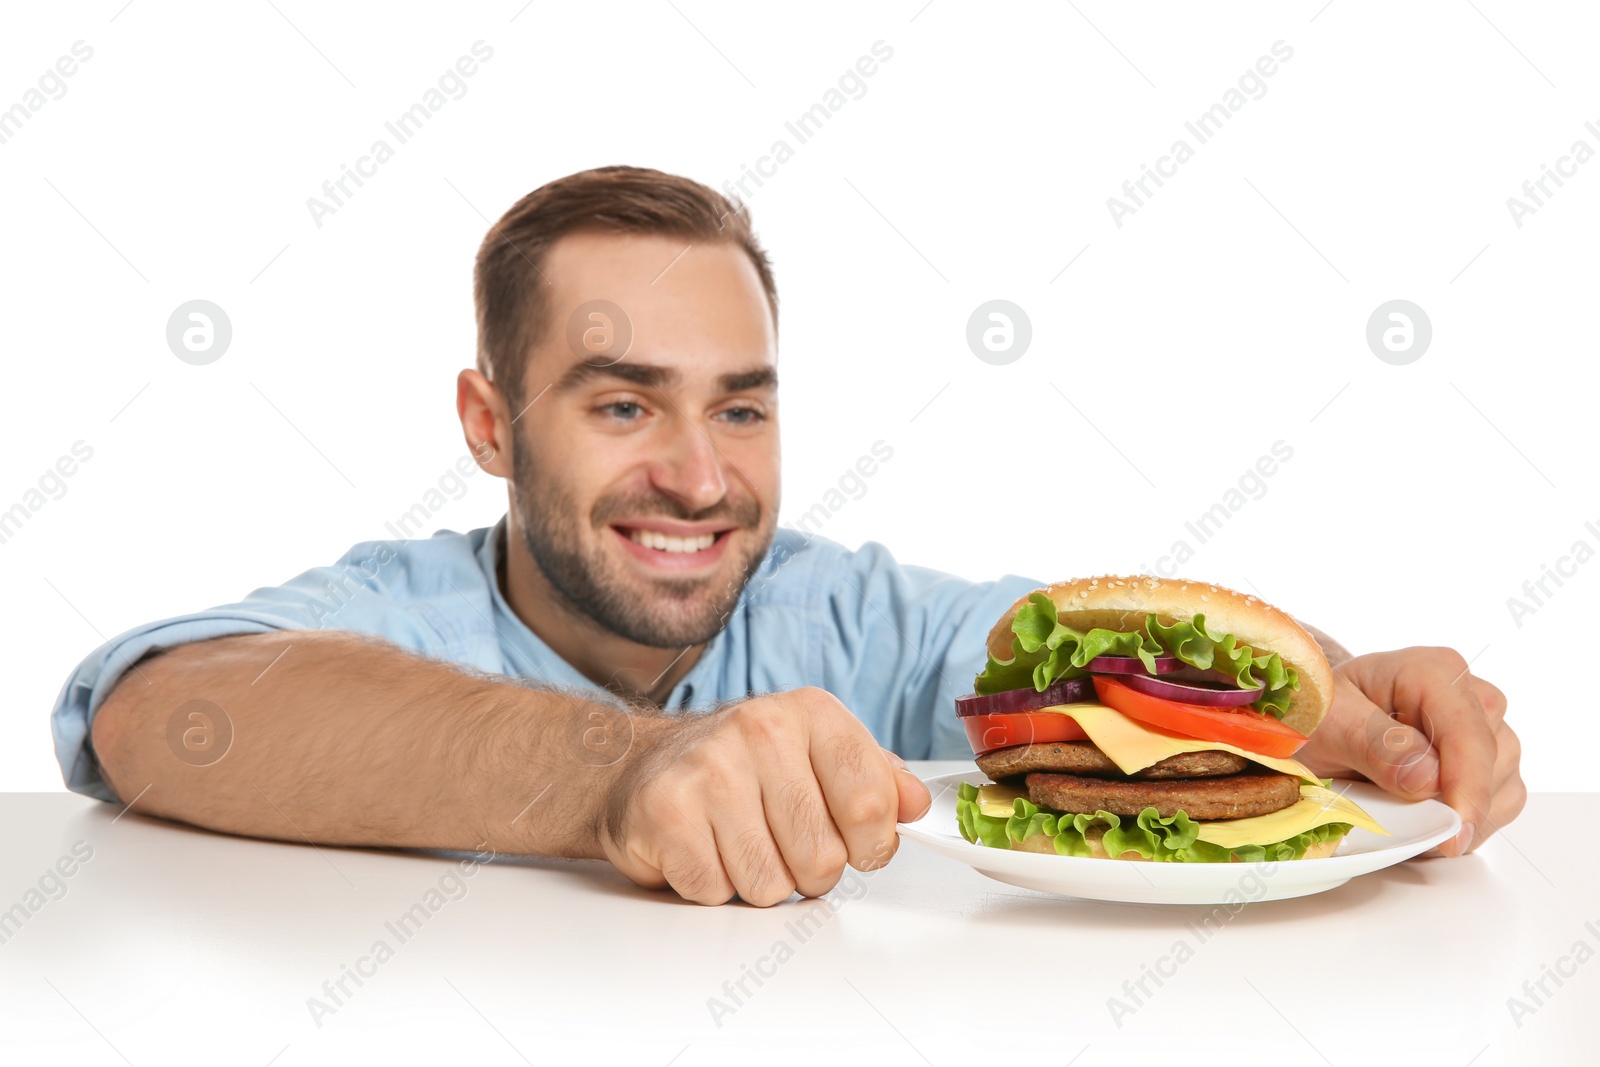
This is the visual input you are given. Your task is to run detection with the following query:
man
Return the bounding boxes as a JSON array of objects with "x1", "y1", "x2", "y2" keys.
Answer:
[{"x1": 54, "y1": 166, "x2": 1524, "y2": 906}]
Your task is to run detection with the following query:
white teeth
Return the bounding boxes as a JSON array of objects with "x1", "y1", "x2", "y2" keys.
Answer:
[{"x1": 628, "y1": 530, "x2": 716, "y2": 554}]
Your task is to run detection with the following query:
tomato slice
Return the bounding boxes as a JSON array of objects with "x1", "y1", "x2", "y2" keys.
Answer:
[
  {"x1": 1090, "y1": 676, "x2": 1308, "y2": 758},
  {"x1": 964, "y1": 711, "x2": 1089, "y2": 757}
]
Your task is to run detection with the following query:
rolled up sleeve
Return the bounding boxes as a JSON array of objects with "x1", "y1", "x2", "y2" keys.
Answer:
[{"x1": 50, "y1": 536, "x2": 466, "y2": 801}]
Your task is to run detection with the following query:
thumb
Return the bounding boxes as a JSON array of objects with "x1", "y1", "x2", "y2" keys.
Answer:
[
  {"x1": 882, "y1": 748, "x2": 932, "y2": 822},
  {"x1": 1350, "y1": 708, "x2": 1441, "y2": 799}
]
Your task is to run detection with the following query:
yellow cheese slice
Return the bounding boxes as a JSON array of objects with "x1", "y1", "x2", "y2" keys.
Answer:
[
  {"x1": 1193, "y1": 783, "x2": 1390, "y2": 847},
  {"x1": 1037, "y1": 702, "x2": 1322, "y2": 781},
  {"x1": 977, "y1": 782, "x2": 1028, "y2": 817}
]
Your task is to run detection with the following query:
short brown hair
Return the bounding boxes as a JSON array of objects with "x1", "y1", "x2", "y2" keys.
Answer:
[{"x1": 473, "y1": 165, "x2": 778, "y2": 409}]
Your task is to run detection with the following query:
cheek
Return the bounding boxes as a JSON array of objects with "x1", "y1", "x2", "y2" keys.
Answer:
[
  {"x1": 727, "y1": 434, "x2": 781, "y2": 500},
  {"x1": 534, "y1": 426, "x2": 666, "y2": 519},
  {"x1": 729, "y1": 428, "x2": 777, "y2": 489},
  {"x1": 524, "y1": 420, "x2": 613, "y2": 488}
]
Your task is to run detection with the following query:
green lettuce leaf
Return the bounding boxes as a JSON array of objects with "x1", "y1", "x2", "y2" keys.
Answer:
[
  {"x1": 973, "y1": 594, "x2": 1299, "y2": 719},
  {"x1": 1145, "y1": 613, "x2": 1297, "y2": 717},
  {"x1": 954, "y1": 782, "x2": 1349, "y2": 863}
]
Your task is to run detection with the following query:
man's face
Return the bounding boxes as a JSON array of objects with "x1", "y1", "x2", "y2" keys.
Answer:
[{"x1": 508, "y1": 231, "x2": 779, "y2": 649}]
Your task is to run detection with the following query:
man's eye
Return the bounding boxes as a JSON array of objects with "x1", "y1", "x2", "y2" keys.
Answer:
[
  {"x1": 718, "y1": 406, "x2": 764, "y2": 425},
  {"x1": 600, "y1": 401, "x2": 644, "y2": 421}
]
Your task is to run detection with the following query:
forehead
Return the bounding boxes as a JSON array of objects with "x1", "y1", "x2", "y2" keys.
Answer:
[{"x1": 534, "y1": 230, "x2": 776, "y2": 381}]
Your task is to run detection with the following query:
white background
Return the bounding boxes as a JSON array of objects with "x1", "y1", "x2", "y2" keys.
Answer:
[{"x1": 2, "y1": 1, "x2": 1595, "y2": 792}]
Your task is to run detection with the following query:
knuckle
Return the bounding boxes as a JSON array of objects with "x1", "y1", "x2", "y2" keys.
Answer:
[
  {"x1": 809, "y1": 835, "x2": 850, "y2": 880},
  {"x1": 743, "y1": 876, "x2": 796, "y2": 908},
  {"x1": 731, "y1": 699, "x2": 790, "y2": 749},
  {"x1": 788, "y1": 833, "x2": 848, "y2": 896},
  {"x1": 839, "y1": 788, "x2": 895, "y2": 831},
  {"x1": 651, "y1": 774, "x2": 702, "y2": 817},
  {"x1": 1506, "y1": 778, "x2": 1529, "y2": 819},
  {"x1": 1430, "y1": 646, "x2": 1470, "y2": 672},
  {"x1": 668, "y1": 749, "x2": 742, "y2": 809},
  {"x1": 855, "y1": 835, "x2": 899, "y2": 872},
  {"x1": 700, "y1": 766, "x2": 745, "y2": 809},
  {"x1": 795, "y1": 685, "x2": 850, "y2": 722},
  {"x1": 796, "y1": 863, "x2": 845, "y2": 898},
  {"x1": 1500, "y1": 722, "x2": 1522, "y2": 763},
  {"x1": 745, "y1": 886, "x2": 794, "y2": 909},
  {"x1": 667, "y1": 853, "x2": 731, "y2": 905},
  {"x1": 793, "y1": 685, "x2": 834, "y2": 707}
]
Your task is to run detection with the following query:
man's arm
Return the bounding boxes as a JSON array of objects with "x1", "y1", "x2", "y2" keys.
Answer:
[{"x1": 91, "y1": 629, "x2": 929, "y2": 905}]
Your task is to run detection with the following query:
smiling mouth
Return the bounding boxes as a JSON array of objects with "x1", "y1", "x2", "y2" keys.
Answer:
[{"x1": 618, "y1": 527, "x2": 726, "y2": 555}]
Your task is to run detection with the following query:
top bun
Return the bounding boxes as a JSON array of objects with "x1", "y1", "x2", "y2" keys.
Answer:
[{"x1": 984, "y1": 575, "x2": 1335, "y2": 737}]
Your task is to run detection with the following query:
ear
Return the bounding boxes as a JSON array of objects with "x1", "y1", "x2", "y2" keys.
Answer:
[{"x1": 456, "y1": 369, "x2": 514, "y2": 478}]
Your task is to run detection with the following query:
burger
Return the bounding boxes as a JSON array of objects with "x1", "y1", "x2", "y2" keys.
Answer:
[{"x1": 955, "y1": 576, "x2": 1389, "y2": 862}]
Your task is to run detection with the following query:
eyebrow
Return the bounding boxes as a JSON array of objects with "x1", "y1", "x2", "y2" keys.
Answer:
[
  {"x1": 718, "y1": 367, "x2": 777, "y2": 392},
  {"x1": 553, "y1": 361, "x2": 777, "y2": 394}
]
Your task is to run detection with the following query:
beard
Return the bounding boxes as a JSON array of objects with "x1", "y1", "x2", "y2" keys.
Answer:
[{"x1": 510, "y1": 445, "x2": 773, "y2": 649}]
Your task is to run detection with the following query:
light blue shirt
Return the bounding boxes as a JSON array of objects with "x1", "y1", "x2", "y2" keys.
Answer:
[{"x1": 52, "y1": 517, "x2": 1040, "y2": 801}]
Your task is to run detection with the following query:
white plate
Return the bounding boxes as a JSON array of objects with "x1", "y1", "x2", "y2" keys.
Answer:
[{"x1": 897, "y1": 770, "x2": 1462, "y2": 904}]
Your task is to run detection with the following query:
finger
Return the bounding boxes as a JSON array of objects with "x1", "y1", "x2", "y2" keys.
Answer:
[
  {"x1": 807, "y1": 702, "x2": 900, "y2": 872},
  {"x1": 1398, "y1": 657, "x2": 1498, "y2": 857},
  {"x1": 1467, "y1": 676, "x2": 1508, "y2": 727},
  {"x1": 1471, "y1": 721, "x2": 1526, "y2": 853},
  {"x1": 882, "y1": 748, "x2": 932, "y2": 823},
  {"x1": 1372, "y1": 717, "x2": 1441, "y2": 799},
  {"x1": 597, "y1": 793, "x2": 672, "y2": 892},
  {"x1": 758, "y1": 765, "x2": 849, "y2": 899},
  {"x1": 604, "y1": 832, "x2": 669, "y2": 891},
  {"x1": 1424, "y1": 719, "x2": 1525, "y2": 857},
  {"x1": 1319, "y1": 677, "x2": 1441, "y2": 798},
  {"x1": 729, "y1": 691, "x2": 851, "y2": 897},
  {"x1": 1489, "y1": 719, "x2": 1520, "y2": 790},
  {"x1": 708, "y1": 803, "x2": 797, "y2": 908},
  {"x1": 645, "y1": 782, "x2": 738, "y2": 905},
  {"x1": 658, "y1": 836, "x2": 738, "y2": 906}
]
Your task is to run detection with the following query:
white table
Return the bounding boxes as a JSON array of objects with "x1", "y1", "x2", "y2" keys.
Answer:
[{"x1": 0, "y1": 763, "x2": 1591, "y2": 1066}]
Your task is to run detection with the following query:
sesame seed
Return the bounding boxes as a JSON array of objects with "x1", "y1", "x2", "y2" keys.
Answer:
[
  {"x1": 1200, "y1": 594, "x2": 1209, "y2": 602},
  {"x1": 1079, "y1": 590, "x2": 1088, "y2": 598}
]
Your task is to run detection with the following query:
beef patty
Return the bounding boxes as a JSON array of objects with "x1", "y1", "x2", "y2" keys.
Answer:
[
  {"x1": 976, "y1": 741, "x2": 1248, "y2": 781},
  {"x1": 1026, "y1": 769, "x2": 1301, "y2": 820}
]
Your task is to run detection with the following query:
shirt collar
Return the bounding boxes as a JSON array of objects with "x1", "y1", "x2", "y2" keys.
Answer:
[{"x1": 477, "y1": 514, "x2": 733, "y2": 711}]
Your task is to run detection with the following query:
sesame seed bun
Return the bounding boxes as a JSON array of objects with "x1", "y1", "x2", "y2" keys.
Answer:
[{"x1": 984, "y1": 575, "x2": 1334, "y2": 737}]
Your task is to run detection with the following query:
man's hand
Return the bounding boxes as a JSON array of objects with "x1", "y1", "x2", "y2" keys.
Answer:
[
  {"x1": 1292, "y1": 647, "x2": 1524, "y2": 857},
  {"x1": 599, "y1": 687, "x2": 932, "y2": 906}
]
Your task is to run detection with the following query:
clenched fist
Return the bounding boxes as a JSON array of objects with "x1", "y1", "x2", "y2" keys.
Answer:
[{"x1": 599, "y1": 687, "x2": 932, "y2": 905}]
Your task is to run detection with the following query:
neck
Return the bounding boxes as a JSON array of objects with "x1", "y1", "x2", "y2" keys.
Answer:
[{"x1": 498, "y1": 517, "x2": 704, "y2": 707}]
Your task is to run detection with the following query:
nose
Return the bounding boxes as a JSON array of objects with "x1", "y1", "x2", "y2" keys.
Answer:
[{"x1": 649, "y1": 416, "x2": 728, "y2": 514}]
